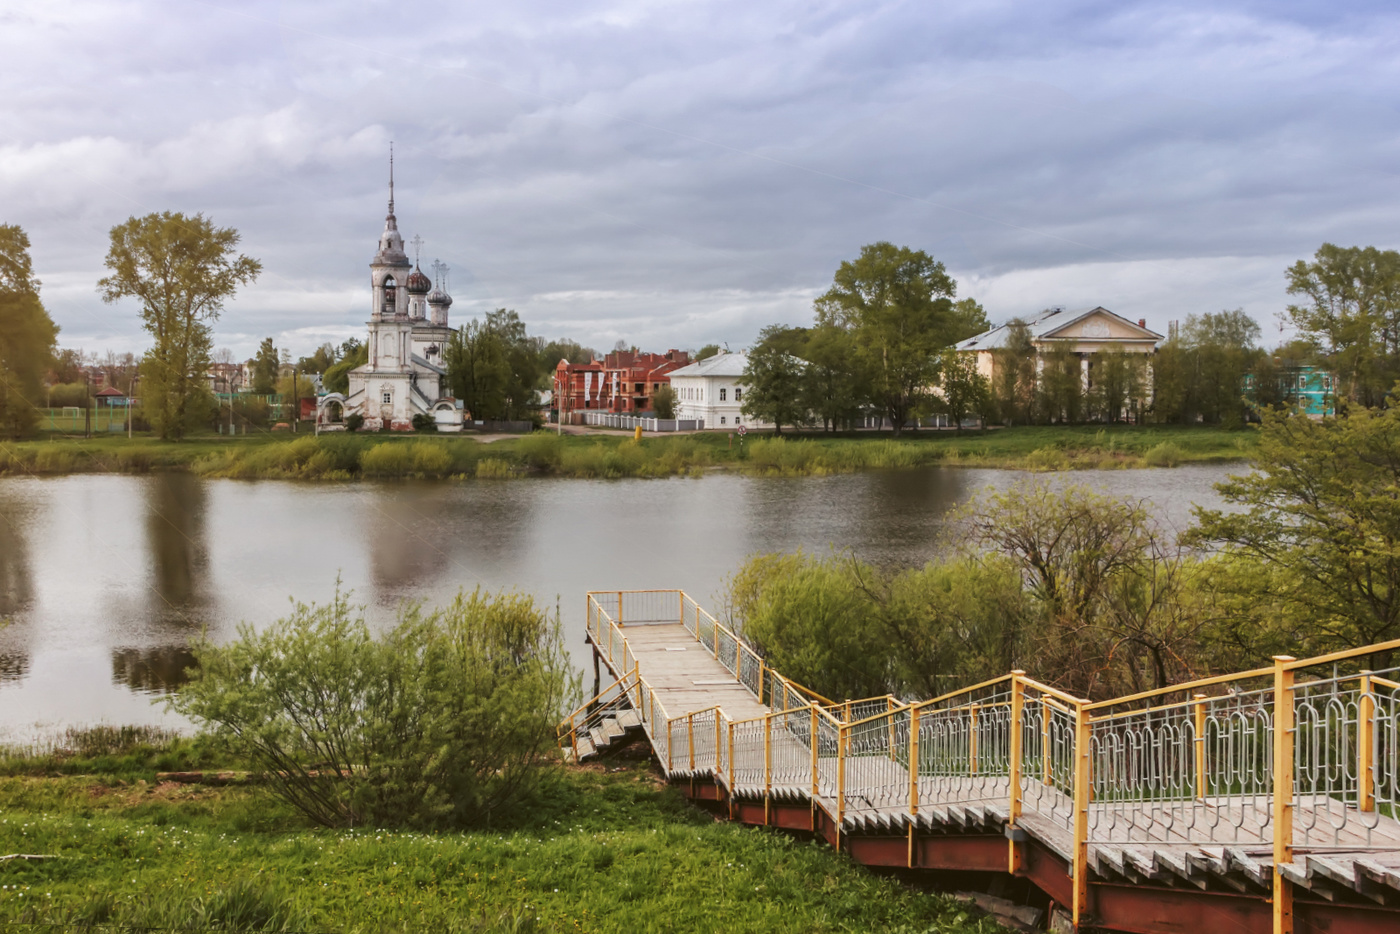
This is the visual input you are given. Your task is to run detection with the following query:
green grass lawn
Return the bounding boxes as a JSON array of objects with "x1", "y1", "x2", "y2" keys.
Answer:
[
  {"x1": 0, "y1": 751, "x2": 1003, "y2": 934},
  {"x1": 0, "y1": 423, "x2": 1256, "y2": 480}
]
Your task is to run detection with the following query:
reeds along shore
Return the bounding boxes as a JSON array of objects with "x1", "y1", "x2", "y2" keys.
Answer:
[{"x1": 0, "y1": 425, "x2": 1256, "y2": 481}]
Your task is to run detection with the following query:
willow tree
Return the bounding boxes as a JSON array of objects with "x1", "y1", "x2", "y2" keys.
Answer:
[
  {"x1": 98, "y1": 212, "x2": 260, "y2": 440},
  {"x1": 0, "y1": 224, "x2": 59, "y2": 439}
]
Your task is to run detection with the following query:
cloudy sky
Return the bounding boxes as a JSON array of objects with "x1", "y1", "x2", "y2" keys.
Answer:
[{"x1": 3, "y1": 0, "x2": 1398, "y2": 360}]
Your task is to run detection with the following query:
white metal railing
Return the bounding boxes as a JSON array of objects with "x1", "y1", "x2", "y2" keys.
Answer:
[{"x1": 565, "y1": 592, "x2": 1400, "y2": 932}]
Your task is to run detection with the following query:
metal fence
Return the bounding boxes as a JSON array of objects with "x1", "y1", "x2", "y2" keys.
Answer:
[
  {"x1": 580, "y1": 412, "x2": 703, "y2": 432},
  {"x1": 564, "y1": 590, "x2": 1400, "y2": 931}
]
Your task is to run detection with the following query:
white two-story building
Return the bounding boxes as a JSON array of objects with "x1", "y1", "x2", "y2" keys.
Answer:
[{"x1": 667, "y1": 351, "x2": 772, "y2": 430}]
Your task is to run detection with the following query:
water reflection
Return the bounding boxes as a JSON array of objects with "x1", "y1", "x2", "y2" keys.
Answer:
[
  {"x1": 0, "y1": 465, "x2": 1237, "y2": 737},
  {"x1": 144, "y1": 473, "x2": 209, "y2": 625},
  {"x1": 0, "y1": 654, "x2": 29, "y2": 685},
  {"x1": 0, "y1": 491, "x2": 36, "y2": 618},
  {"x1": 111, "y1": 646, "x2": 197, "y2": 694}
]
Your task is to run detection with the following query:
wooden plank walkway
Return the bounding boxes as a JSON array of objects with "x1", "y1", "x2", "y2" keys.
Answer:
[
  {"x1": 574, "y1": 591, "x2": 1400, "y2": 928},
  {"x1": 617, "y1": 623, "x2": 770, "y2": 722}
]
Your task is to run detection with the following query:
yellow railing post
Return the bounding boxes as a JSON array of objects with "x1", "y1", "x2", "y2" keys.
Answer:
[
  {"x1": 759, "y1": 660, "x2": 766, "y2": 704},
  {"x1": 1273, "y1": 655, "x2": 1296, "y2": 934},
  {"x1": 1071, "y1": 701, "x2": 1091, "y2": 929},
  {"x1": 617, "y1": 590, "x2": 623, "y2": 625},
  {"x1": 908, "y1": 704, "x2": 921, "y2": 869},
  {"x1": 1008, "y1": 672, "x2": 1025, "y2": 834},
  {"x1": 688, "y1": 714, "x2": 696, "y2": 772},
  {"x1": 667, "y1": 716, "x2": 674, "y2": 772},
  {"x1": 736, "y1": 645, "x2": 742, "y2": 683},
  {"x1": 1194, "y1": 693, "x2": 1208, "y2": 801},
  {"x1": 1360, "y1": 672, "x2": 1375, "y2": 813},
  {"x1": 678, "y1": 590, "x2": 684, "y2": 625},
  {"x1": 810, "y1": 705, "x2": 820, "y2": 802},
  {"x1": 714, "y1": 618, "x2": 720, "y2": 659},
  {"x1": 909, "y1": 706, "x2": 921, "y2": 814}
]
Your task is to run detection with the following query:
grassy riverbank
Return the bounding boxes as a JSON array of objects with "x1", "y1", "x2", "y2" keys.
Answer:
[
  {"x1": 0, "y1": 732, "x2": 999, "y2": 934},
  {"x1": 0, "y1": 424, "x2": 1256, "y2": 481}
]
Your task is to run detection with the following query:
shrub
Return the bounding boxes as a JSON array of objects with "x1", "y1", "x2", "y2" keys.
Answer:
[
  {"x1": 410, "y1": 440, "x2": 452, "y2": 475},
  {"x1": 359, "y1": 441, "x2": 412, "y2": 477},
  {"x1": 476, "y1": 457, "x2": 517, "y2": 479},
  {"x1": 411, "y1": 412, "x2": 438, "y2": 432},
  {"x1": 170, "y1": 588, "x2": 577, "y2": 829},
  {"x1": 345, "y1": 412, "x2": 364, "y2": 432},
  {"x1": 1143, "y1": 441, "x2": 1185, "y2": 467}
]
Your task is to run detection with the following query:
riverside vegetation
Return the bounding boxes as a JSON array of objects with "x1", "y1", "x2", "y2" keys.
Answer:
[
  {"x1": 0, "y1": 589, "x2": 1001, "y2": 934},
  {"x1": 0, "y1": 423, "x2": 1254, "y2": 480}
]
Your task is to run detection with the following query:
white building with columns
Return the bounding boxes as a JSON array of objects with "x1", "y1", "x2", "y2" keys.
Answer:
[{"x1": 334, "y1": 159, "x2": 461, "y2": 431}]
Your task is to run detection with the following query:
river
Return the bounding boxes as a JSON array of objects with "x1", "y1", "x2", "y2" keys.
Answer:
[{"x1": 0, "y1": 464, "x2": 1240, "y2": 741}]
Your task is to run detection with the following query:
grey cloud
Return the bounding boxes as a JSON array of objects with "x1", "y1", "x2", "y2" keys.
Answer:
[{"x1": 3, "y1": 0, "x2": 1399, "y2": 358}]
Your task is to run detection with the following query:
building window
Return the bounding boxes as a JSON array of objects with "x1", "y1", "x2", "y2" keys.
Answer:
[
  {"x1": 720, "y1": 417, "x2": 726, "y2": 425},
  {"x1": 381, "y1": 391, "x2": 392, "y2": 404},
  {"x1": 719, "y1": 388, "x2": 727, "y2": 401},
  {"x1": 735, "y1": 417, "x2": 741, "y2": 425},
  {"x1": 734, "y1": 388, "x2": 742, "y2": 401}
]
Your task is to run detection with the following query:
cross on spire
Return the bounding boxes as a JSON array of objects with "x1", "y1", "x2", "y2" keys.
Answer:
[{"x1": 411, "y1": 234, "x2": 424, "y2": 265}]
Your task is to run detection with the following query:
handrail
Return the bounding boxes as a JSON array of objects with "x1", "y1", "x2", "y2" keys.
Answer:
[{"x1": 575, "y1": 589, "x2": 1400, "y2": 934}]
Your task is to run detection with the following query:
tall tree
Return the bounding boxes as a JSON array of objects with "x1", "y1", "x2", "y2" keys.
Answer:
[
  {"x1": 98, "y1": 212, "x2": 260, "y2": 440},
  {"x1": 1187, "y1": 405, "x2": 1400, "y2": 660},
  {"x1": 935, "y1": 349, "x2": 989, "y2": 430},
  {"x1": 251, "y1": 337, "x2": 280, "y2": 394},
  {"x1": 814, "y1": 242, "x2": 960, "y2": 436},
  {"x1": 800, "y1": 323, "x2": 864, "y2": 432},
  {"x1": 991, "y1": 319, "x2": 1037, "y2": 425},
  {"x1": 444, "y1": 309, "x2": 544, "y2": 421},
  {"x1": 0, "y1": 224, "x2": 59, "y2": 439},
  {"x1": 741, "y1": 325, "x2": 808, "y2": 434},
  {"x1": 1038, "y1": 344, "x2": 1083, "y2": 424},
  {"x1": 1088, "y1": 347, "x2": 1146, "y2": 424},
  {"x1": 1285, "y1": 244, "x2": 1400, "y2": 408}
]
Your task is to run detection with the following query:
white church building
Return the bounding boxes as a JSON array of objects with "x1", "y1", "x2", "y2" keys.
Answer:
[{"x1": 321, "y1": 156, "x2": 462, "y2": 431}]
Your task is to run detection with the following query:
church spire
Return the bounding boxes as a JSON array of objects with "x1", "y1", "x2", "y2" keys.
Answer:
[{"x1": 388, "y1": 141, "x2": 395, "y2": 218}]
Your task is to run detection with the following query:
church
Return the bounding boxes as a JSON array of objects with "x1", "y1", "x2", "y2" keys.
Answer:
[{"x1": 324, "y1": 156, "x2": 462, "y2": 431}]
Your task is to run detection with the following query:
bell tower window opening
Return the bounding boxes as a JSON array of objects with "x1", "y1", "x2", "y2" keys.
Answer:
[{"x1": 383, "y1": 276, "x2": 397, "y2": 314}]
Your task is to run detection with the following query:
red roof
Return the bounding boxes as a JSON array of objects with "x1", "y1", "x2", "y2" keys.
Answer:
[{"x1": 95, "y1": 387, "x2": 127, "y2": 397}]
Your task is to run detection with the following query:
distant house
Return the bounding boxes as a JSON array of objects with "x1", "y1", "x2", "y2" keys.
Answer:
[
  {"x1": 1245, "y1": 364, "x2": 1336, "y2": 418},
  {"x1": 94, "y1": 386, "x2": 128, "y2": 408},
  {"x1": 955, "y1": 306, "x2": 1162, "y2": 382},
  {"x1": 667, "y1": 351, "x2": 772, "y2": 430},
  {"x1": 553, "y1": 349, "x2": 690, "y2": 424}
]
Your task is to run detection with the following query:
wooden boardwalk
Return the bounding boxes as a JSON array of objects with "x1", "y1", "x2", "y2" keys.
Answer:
[{"x1": 560, "y1": 591, "x2": 1400, "y2": 933}]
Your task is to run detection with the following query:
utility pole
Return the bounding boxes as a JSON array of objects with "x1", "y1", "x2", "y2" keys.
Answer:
[
  {"x1": 292, "y1": 366, "x2": 298, "y2": 433},
  {"x1": 84, "y1": 370, "x2": 91, "y2": 439}
]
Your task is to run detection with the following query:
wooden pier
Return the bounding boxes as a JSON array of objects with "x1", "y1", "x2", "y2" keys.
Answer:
[{"x1": 559, "y1": 590, "x2": 1400, "y2": 934}]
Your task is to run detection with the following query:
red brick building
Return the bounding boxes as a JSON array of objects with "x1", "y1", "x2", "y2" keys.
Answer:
[{"x1": 553, "y1": 349, "x2": 690, "y2": 424}]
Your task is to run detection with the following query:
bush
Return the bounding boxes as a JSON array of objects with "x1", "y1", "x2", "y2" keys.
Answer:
[
  {"x1": 359, "y1": 441, "x2": 412, "y2": 477},
  {"x1": 1143, "y1": 441, "x2": 1185, "y2": 467},
  {"x1": 411, "y1": 412, "x2": 438, "y2": 432},
  {"x1": 169, "y1": 588, "x2": 577, "y2": 829},
  {"x1": 345, "y1": 412, "x2": 364, "y2": 432}
]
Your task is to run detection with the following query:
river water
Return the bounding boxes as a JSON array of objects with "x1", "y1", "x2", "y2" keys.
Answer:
[{"x1": 0, "y1": 465, "x2": 1240, "y2": 741}]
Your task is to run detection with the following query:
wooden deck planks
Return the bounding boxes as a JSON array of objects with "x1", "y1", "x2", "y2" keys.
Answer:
[{"x1": 592, "y1": 610, "x2": 1400, "y2": 903}]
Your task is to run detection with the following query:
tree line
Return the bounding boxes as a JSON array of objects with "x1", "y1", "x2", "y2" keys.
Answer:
[
  {"x1": 741, "y1": 241, "x2": 1400, "y2": 432},
  {"x1": 727, "y1": 401, "x2": 1400, "y2": 703}
]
